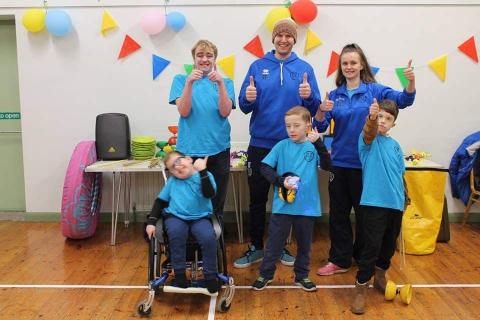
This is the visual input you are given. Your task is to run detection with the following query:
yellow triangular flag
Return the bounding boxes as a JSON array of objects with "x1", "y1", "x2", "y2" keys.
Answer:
[
  {"x1": 304, "y1": 28, "x2": 322, "y2": 55},
  {"x1": 217, "y1": 55, "x2": 235, "y2": 79},
  {"x1": 101, "y1": 10, "x2": 118, "y2": 35},
  {"x1": 428, "y1": 54, "x2": 447, "y2": 82}
]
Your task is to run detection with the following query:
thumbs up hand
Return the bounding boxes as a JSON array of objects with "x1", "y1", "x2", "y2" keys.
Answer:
[
  {"x1": 403, "y1": 59, "x2": 415, "y2": 82},
  {"x1": 369, "y1": 98, "x2": 379, "y2": 120},
  {"x1": 299, "y1": 72, "x2": 311, "y2": 99},
  {"x1": 307, "y1": 127, "x2": 321, "y2": 143},
  {"x1": 246, "y1": 75, "x2": 257, "y2": 102},
  {"x1": 208, "y1": 64, "x2": 223, "y2": 84},
  {"x1": 319, "y1": 91, "x2": 333, "y2": 112},
  {"x1": 193, "y1": 156, "x2": 208, "y2": 171},
  {"x1": 187, "y1": 68, "x2": 203, "y2": 84}
]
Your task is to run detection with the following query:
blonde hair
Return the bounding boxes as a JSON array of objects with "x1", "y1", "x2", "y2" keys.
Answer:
[
  {"x1": 285, "y1": 106, "x2": 311, "y2": 123},
  {"x1": 191, "y1": 40, "x2": 218, "y2": 59},
  {"x1": 163, "y1": 151, "x2": 184, "y2": 167}
]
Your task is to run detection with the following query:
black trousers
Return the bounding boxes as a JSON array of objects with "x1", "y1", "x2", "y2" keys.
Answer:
[
  {"x1": 260, "y1": 214, "x2": 315, "y2": 280},
  {"x1": 356, "y1": 206, "x2": 403, "y2": 284},
  {"x1": 328, "y1": 166, "x2": 364, "y2": 268},
  {"x1": 246, "y1": 145, "x2": 272, "y2": 249},
  {"x1": 193, "y1": 148, "x2": 230, "y2": 217}
]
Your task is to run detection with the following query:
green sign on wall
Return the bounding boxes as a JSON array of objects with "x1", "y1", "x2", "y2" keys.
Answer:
[{"x1": 0, "y1": 112, "x2": 20, "y2": 120}]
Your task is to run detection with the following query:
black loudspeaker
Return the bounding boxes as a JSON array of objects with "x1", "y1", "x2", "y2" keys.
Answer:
[{"x1": 95, "y1": 113, "x2": 131, "y2": 160}]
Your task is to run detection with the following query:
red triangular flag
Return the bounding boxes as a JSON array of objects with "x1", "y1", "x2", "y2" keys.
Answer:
[
  {"x1": 327, "y1": 51, "x2": 340, "y2": 77},
  {"x1": 118, "y1": 35, "x2": 141, "y2": 59},
  {"x1": 458, "y1": 36, "x2": 478, "y2": 63},
  {"x1": 243, "y1": 35, "x2": 264, "y2": 58}
]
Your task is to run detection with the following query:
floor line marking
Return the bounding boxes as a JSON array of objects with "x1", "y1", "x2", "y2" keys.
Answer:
[{"x1": 1, "y1": 284, "x2": 480, "y2": 289}]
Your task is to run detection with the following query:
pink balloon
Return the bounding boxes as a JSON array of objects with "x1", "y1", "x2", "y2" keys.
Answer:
[{"x1": 140, "y1": 11, "x2": 166, "y2": 35}]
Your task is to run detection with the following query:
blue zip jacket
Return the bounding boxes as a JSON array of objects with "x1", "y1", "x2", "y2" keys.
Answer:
[
  {"x1": 449, "y1": 131, "x2": 480, "y2": 204},
  {"x1": 313, "y1": 81, "x2": 415, "y2": 168},
  {"x1": 239, "y1": 50, "x2": 321, "y2": 149}
]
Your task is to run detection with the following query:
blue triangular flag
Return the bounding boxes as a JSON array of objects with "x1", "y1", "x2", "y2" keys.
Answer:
[
  {"x1": 152, "y1": 54, "x2": 170, "y2": 80},
  {"x1": 371, "y1": 66, "x2": 380, "y2": 75}
]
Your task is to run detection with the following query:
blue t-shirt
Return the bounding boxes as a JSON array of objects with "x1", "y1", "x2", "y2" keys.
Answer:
[
  {"x1": 358, "y1": 133, "x2": 405, "y2": 211},
  {"x1": 262, "y1": 139, "x2": 321, "y2": 217},
  {"x1": 158, "y1": 171, "x2": 217, "y2": 220},
  {"x1": 169, "y1": 74, "x2": 236, "y2": 157}
]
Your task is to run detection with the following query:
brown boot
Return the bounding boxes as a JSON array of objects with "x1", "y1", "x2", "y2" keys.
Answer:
[
  {"x1": 351, "y1": 281, "x2": 367, "y2": 315},
  {"x1": 373, "y1": 267, "x2": 387, "y2": 293}
]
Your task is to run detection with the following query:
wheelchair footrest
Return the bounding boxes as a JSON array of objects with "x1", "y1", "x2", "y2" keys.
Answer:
[{"x1": 163, "y1": 285, "x2": 218, "y2": 296}]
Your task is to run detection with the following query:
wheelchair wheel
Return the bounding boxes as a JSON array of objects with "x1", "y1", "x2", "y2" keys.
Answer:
[
  {"x1": 217, "y1": 298, "x2": 231, "y2": 313},
  {"x1": 137, "y1": 300, "x2": 152, "y2": 317}
]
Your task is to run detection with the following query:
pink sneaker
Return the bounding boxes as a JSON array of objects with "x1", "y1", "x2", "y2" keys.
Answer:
[{"x1": 316, "y1": 262, "x2": 349, "y2": 276}]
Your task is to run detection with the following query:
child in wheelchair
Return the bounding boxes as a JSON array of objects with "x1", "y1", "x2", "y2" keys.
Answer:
[{"x1": 145, "y1": 151, "x2": 220, "y2": 294}]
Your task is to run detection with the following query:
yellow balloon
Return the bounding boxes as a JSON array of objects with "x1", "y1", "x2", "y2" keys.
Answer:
[
  {"x1": 265, "y1": 7, "x2": 291, "y2": 32},
  {"x1": 22, "y1": 8, "x2": 46, "y2": 33}
]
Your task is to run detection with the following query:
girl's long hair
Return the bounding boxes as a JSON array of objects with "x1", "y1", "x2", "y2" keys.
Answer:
[{"x1": 335, "y1": 43, "x2": 376, "y2": 87}]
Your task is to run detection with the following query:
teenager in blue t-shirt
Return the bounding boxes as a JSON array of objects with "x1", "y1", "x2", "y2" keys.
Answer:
[
  {"x1": 145, "y1": 151, "x2": 219, "y2": 294},
  {"x1": 235, "y1": 19, "x2": 322, "y2": 268},
  {"x1": 351, "y1": 99, "x2": 408, "y2": 314},
  {"x1": 314, "y1": 43, "x2": 416, "y2": 276},
  {"x1": 251, "y1": 106, "x2": 331, "y2": 292},
  {"x1": 169, "y1": 40, "x2": 235, "y2": 220}
]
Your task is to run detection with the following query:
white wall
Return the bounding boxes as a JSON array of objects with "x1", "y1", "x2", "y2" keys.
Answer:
[{"x1": 0, "y1": 1, "x2": 479, "y2": 214}]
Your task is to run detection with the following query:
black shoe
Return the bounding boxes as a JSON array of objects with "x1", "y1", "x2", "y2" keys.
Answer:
[
  {"x1": 252, "y1": 276, "x2": 273, "y2": 291},
  {"x1": 295, "y1": 278, "x2": 317, "y2": 292},
  {"x1": 173, "y1": 273, "x2": 188, "y2": 288},
  {"x1": 205, "y1": 278, "x2": 220, "y2": 293}
]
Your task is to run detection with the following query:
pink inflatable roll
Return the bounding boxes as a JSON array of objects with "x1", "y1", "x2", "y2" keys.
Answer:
[{"x1": 61, "y1": 141, "x2": 102, "y2": 239}]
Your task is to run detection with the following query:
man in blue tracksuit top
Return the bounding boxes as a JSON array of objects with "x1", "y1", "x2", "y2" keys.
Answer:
[{"x1": 234, "y1": 18, "x2": 322, "y2": 268}]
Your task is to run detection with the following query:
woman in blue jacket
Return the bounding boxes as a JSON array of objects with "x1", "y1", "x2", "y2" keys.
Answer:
[{"x1": 314, "y1": 43, "x2": 416, "y2": 276}]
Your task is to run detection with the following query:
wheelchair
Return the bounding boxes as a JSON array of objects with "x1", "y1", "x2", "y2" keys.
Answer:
[{"x1": 137, "y1": 213, "x2": 235, "y2": 316}]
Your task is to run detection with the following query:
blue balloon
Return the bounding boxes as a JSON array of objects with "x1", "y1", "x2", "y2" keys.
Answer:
[
  {"x1": 166, "y1": 12, "x2": 186, "y2": 32},
  {"x1": 46, "y1": 10, "x2": 72, "y2": 37}
]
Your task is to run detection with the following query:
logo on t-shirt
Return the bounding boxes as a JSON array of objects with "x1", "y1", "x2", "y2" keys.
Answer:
[
  {"x1": 290, "y1": 72, "x2": 299, "y2": 80},
  {"x1": 304, "y1": 151, "x2": 314, "y2": 162}
]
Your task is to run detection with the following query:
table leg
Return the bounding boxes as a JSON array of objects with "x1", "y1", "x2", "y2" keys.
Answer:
[
  {"x1": 230, "y1": 172, "x2": 242, "y2": 244},
  {"x1": 110, "y1": 172, "x2": 116, "y2": 245},
  {"x1": 111, "y1": 172, "x2": 123, "y2": 246},
  {"x1": 124, "y1": 172, "x2": 131, "y2": 228},
  {"x1": 237, "y1": 171, "x2": 244, "y2": 244}
]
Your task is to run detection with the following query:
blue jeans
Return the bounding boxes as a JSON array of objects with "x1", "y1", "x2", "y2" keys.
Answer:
[
  {"x1": 164, "y1": 215, "x2": 218, "y2": 279},
  {"x1": 260, "y1": 214, "x2": 315, "y2": 280}
]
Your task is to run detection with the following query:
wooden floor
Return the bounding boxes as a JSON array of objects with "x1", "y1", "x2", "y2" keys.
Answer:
[{"x1": 0, "y1": 221, "x2": 479, "y2": 319}]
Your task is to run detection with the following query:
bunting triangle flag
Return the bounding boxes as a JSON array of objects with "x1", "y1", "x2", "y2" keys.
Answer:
[
  {"x1": 101, "y1": 10, "x2": 118, "y2": 35},
  {"x1": 184, "y1": 64, "x2": 193, "y2": 75},
  {"x1": 428, "y1": 54, "x2": 447, "y2": 82},
  {"x1": 152, "y1": 54, "x2": 170, "y2": 80},
  {"x1": 118, "y1": 35, "x2": 141, "y2": 59},
  {"x1": 243, "y1": 35, "x2": 264, "y2": 58},
  {"x1": 371, "y1": 66, "x2": 380, "y2": 75},
  {"x1": 458, "y1": 36, "x2": 478, "y2": 63},
  {"x1": 217, "y1": 55, "x2": 235, "y2": 79},
  {"x1": 327, "y1": 51, "x2": 339, "y2": 77},
  {"x1": 304, "y1": 28, "x2": 322, "y2": 55},
  {"x1": 395, "y1": 67, "x2": 409, "y2": 88}
]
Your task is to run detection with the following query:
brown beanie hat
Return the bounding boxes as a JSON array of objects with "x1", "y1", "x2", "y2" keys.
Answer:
[{"x1": 272, "y1": 18, "x2": 297, "y2": 44}]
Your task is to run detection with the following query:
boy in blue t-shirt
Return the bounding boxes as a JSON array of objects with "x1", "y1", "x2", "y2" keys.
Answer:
[
  {"x1": 351, "y1": 99, "x2": 408, "y2": 314},
  {"x1": 251, "y1": 106, "x2": 331, "y2": 292},
  {"x1": 145, "y1": 151, "x2": 219, "y2": 293},
  {"x1": 169, "y1": 40, "x2": 235, "y2": 221}
]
